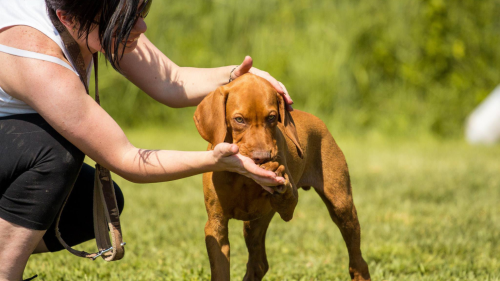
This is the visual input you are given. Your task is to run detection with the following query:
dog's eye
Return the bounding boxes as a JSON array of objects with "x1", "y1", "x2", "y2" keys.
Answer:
[
  {"x1": 267, "y1": 115, "x2": 277, "y2": 122},
  {"x1": 235, "y1": 117, "x2": 244, "y2": 123}
]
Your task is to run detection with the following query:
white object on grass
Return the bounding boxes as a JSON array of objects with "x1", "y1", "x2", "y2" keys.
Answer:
[{"x1": 466, "y1": 85, "x2": 500, "y2": 144}]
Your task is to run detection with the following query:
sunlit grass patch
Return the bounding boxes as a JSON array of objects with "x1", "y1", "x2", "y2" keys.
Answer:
[{"x1": 25, "y1": 129, "x2": 500, "y2": 280}]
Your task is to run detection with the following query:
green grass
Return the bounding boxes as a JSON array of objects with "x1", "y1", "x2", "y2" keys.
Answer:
[{"x1": 25, "y1": 127, "x2": 500, "y2": 280}]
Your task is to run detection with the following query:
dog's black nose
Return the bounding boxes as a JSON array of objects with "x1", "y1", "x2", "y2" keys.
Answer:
[
  {"x1": 251, "y1": 151, "x2": 271, "y2": 164},
  {"x1": 252, "y1": 157, "x2": 266, "y2": 164}
]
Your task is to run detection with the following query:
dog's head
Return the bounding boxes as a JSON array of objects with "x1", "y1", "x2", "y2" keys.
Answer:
[{"x1": 194, "y1": 73, "x2": 303, "y2": 164}]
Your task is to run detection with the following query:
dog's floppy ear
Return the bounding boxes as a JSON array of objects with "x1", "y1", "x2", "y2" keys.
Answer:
[
  {"x1": 277, "y1": 94, "x2": 304, "y2": 158},
  {"x1": 194, "y1": 86, "x2": 229, "y2": 147}
]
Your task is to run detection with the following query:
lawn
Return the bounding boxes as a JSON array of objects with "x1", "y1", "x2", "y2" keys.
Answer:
[{"x1": 24, "y1": 126, "x2": 500, "y2": 281}]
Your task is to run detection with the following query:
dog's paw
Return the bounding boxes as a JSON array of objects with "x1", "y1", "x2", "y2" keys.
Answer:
[
  {"x1": 259, "y1": 161, "x2": 279, "y2": 174},
  {"x1": 260, "y1": 162, "x2": 287, "y2": 194}
]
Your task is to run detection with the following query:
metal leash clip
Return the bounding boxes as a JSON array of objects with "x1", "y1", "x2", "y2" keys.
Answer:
[{"x1": 92, "y1": 242, "x2": 127, "y2": 260}]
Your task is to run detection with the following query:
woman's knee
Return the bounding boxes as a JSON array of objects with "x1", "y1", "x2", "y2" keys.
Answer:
[{"x1": 46, "y1": 143, "x2": 85, "y2": 178}]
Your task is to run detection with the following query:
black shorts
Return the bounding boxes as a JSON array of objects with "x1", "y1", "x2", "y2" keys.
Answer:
[{"x1": 0, "y1": 114, "x2": 124, "y2": 252}]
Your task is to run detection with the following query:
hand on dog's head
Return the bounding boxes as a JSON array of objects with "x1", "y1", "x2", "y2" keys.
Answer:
[{"x1": 194, "y1": 73, "x2": 302, "y2": 163}]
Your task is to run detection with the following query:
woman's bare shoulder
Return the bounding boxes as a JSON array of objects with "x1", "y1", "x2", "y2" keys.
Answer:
[
  {"x1": 0, "y1": 25, "x2": 78, "y2": 102},
  {"x1": 0, "y1": 25, "x2": 67, "y2": 61}
]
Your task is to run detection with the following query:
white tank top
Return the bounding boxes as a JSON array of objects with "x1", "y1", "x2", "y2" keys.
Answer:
[{"x1": 0, "y1": 0, "x2": 92, "y2": 117}]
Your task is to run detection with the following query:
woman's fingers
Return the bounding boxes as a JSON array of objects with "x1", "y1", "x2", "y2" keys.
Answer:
[
  {"x1": 278, "y1": 81, "x2": 288, "y2": 97},
  {"x1": 232, "y1": 56, "x2": 294, "y2": 110},
  {"x1": 260, "y1": 185, "x2": 275, "y2": 194},
  {"x1": 233, "y1": 56, "x2": 253, "y2": 79},
  {"x1": 252, "y1": 173, "x2": 285, "y2": 186},
  {"x1": 235, "y1": 154, "x2": 285, "y2": 186},
  {"x1": 266, "y1": 79, "x2": 293, "y2": 110},
  {"x1": 250, "y1": 68, "x2": 284, "y2": 93},
  {"x1": 278, "y1": 81, "x2": 294, "y2": 111},
  {"x1": 214, "y1": 144, "x2": 284, "y2": 186},
  {"x1": 214, "y1": 142, "x2": 239, "y2": 157},
  {"x1": 237, "y1": 155, "x2": 277, "y2": 178},
  {"x1": 254, "y1": 74, "x2": 293, "y2": 111}
]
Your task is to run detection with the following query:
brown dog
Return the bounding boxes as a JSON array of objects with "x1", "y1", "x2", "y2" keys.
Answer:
[{"x1": 194, "y1": 73, "x2": 370, "y2": 281}]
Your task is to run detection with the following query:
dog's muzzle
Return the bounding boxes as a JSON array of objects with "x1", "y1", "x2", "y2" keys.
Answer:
[{"x1": 251, "y1": 151, "x2": 272, "y2": 164}]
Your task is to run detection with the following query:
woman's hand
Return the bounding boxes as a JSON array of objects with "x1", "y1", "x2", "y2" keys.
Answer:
[
  {"x1": 212, "y1": 143, "x2": 284, "y2": 192},
  {"x1": 231, "y1": 56, "x2": 294, "y2": 111}
]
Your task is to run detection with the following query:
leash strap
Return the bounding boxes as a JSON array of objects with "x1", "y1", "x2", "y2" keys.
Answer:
[
  {"x1": 53, "y1": 50, "x2": 125, "y2": 260},
  {"x1": 91, "y1": 53, "x2": 125, "y2": 261}
]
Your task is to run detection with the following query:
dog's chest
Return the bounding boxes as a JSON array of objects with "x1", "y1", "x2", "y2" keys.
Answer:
[
  {"x1": 210, "y1": 173, "x2": 274, "y2": 221},
  {"x1": 231, "y1": 191, "x2": 273, "y2": 221}
]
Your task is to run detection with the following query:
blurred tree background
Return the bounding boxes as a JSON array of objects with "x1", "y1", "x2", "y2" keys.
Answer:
[{"x1": 95, "y1": 0, "x2": 500, "y2": 138}]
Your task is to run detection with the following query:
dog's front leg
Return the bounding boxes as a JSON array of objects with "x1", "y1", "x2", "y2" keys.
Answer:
[
  {"x1": 260, "y1": 162, "x2": 298, "y2": 222},
  {"x1": 205, "y1": 216, "x2": 230, "y2": 281},
  {"x1": 270, "y1": 172, "x2": 298, "y2": 222}
]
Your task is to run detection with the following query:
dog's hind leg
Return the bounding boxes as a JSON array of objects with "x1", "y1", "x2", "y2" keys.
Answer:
[
  {"x1": 205, "y1": 216, "x2": 230, "y2": 281},
  {"x1": 242, "y1": 211, "x2": 275, "y2": 281},
  {"x1": 312, "y1": 136, "x2": 371, "y2": 281}
]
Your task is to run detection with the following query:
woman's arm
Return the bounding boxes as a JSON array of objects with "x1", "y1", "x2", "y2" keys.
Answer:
[
  {"x1": 0, "y1": 34, "x2": 284, "y2": 186},
  {"x1": 118, "y1": 35, "x2": 293, "y2": 109},
  {"x1": 118, "y1": 35, "x2": 229, "y2": 108}
]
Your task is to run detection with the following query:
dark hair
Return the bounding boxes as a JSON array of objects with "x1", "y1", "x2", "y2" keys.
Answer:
[{"x1": 45, "y1": 0, "x2": 139, "y2": 71}]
